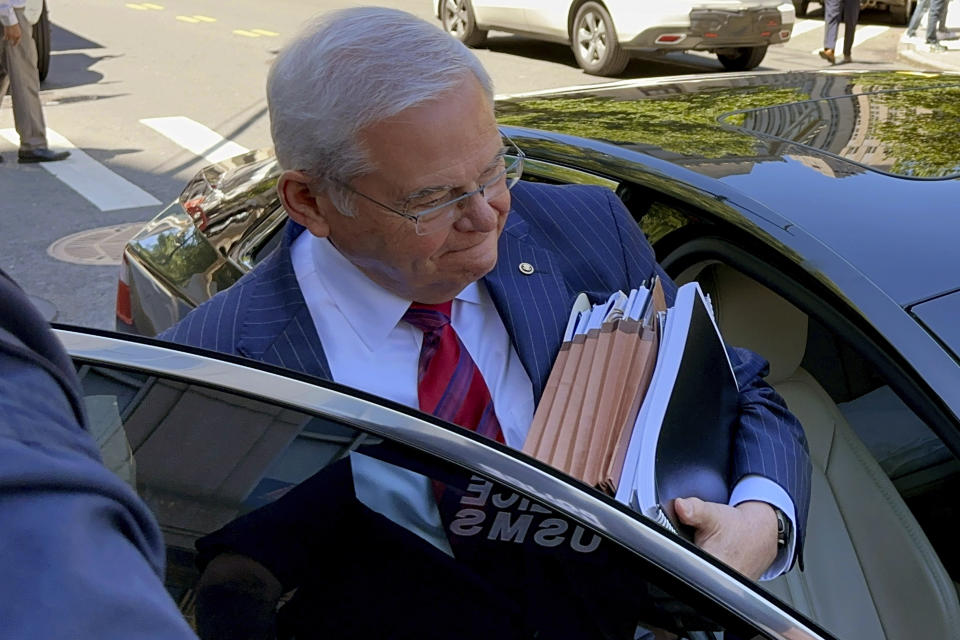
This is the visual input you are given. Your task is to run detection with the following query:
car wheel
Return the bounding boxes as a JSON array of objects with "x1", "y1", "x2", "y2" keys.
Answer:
[
  {"x1": 32, "y1": 1, "x2": 50, "y2": 82},
  {"x1": 890, "y1": 0, "x2": 914, "y2": 25},
  {"x1": 793, "y1": 0, "x2": 810, "y2": 17},
  {"x1": 716, "y1": 45, "x2": 768, "y2": 71},
  {"x1": 571, "y1": 2, "x2": 629, "y2": 77},
  {"x1": 440, "y1": 0, "x2": 487, "y2": 47}
]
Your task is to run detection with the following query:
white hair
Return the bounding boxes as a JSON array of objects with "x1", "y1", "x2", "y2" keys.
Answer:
[{"x1": 267, "y1": 7, "x2": 495, "y2": 214}]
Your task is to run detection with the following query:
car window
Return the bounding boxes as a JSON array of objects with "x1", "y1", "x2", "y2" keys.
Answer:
[
  {"x1": 631, "y1": 189, "x2": 960, "y2": 639},
  {"x1": 73, "y1": 355, "x2": 777, "y2": 640}
]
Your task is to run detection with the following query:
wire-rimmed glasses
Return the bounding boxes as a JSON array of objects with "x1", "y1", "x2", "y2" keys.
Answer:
[{"x1": 335, "y1": 133, "x2": 524, "y2": 235}]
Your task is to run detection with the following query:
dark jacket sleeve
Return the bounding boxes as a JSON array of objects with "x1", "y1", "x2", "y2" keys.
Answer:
[
  {"x1": 514, "y1": 183, "x2": 811, "y2": 561},
  {"x1": 601, "y1": 187, "x2": 812, "y2": 561},
  {"x1": 0, "y1": 270, "x2": 197, "y2": 639}
]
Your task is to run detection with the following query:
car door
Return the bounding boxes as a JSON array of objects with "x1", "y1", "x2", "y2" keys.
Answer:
[
  {"x1": 519, "y1": 0, "x2": 571, "y2": 40},
  {"x1": 59, "y1": 328, "x2": 828, "y2": 639},
  {"x1": 470, "y1": 0, "x2": 530, "y2": 33}
]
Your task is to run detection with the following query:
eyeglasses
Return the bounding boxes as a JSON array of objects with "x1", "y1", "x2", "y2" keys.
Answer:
[{"x1": 335, "y1": 134, "x2": 525, "y2": 235}]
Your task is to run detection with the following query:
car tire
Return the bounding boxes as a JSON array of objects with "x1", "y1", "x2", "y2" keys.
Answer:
[
  {"x1": 440, "y1": 0, "x2": 487, "y2": 47},
  {"x1": 571, "y1": 2, "x2": 629, "y2": 77},
  {"x1": 792, "y1": 0, "x2": 810, "y2": 17},
  {"x1": 890, "y1": 0, "x2": 914, "y2": 25},
  {"x1": 716, "y1": 45, "x2": 767, "y2": 71},
  {"x1": 33, "y1": 1, "x2": 50, "y2": 82}
]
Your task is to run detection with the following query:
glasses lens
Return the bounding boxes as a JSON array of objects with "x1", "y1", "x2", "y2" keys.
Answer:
[{"x1": 413, "y1": 138, "x2": 524, "y2": 235}]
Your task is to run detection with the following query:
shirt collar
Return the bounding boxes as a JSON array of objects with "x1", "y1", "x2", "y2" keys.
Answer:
[{"x1": 309, "y1": 236, "x2": 482, "y2": 351}]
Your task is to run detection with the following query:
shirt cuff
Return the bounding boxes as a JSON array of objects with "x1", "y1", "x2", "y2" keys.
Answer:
[
  {"x1": 729, "y1": 474, "x2": 797, "y2": 581},
  {"x1": 0, "y1": 8, "x2": 17, "y2": 27}
]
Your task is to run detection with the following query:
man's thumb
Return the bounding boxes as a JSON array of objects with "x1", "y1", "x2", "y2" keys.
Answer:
[{"x1": 674, "y1": 497, "x2": 705, "y2": 525}]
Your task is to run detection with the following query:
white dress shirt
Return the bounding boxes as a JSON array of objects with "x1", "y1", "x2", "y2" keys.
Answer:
[
  {"x1": 0, "y1": 0, "x2": 41, "y2": 27},
  {"x1": 290, "y1": 231, "x2": 795, "y2": 578}
]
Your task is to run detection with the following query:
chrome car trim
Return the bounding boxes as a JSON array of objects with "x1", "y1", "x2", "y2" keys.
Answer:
[
  {"x1": 521, "y1": 157, "x2": 620, "y2": 190},
  {"x1": 57, "y1": 328, "x2": 826, "y2": 640}
]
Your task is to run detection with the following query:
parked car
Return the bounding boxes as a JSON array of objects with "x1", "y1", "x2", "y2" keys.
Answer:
[
  {"x1": 434, "y1": 0, "x2": 796, "y2": 75},
  {"x1": 115, "y1": 69, "x2": 960, "y2": 640},
  {"x1": 793, "y1": 0, "x2": 915, "y2": 24}
]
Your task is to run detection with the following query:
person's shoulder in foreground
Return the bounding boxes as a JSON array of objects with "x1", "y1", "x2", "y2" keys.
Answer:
[{"x1": 0, "y1": 270, "x2": 196, "y2": 638}]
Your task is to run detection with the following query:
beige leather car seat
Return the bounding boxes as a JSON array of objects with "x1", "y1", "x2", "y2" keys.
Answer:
[{"x1": 696, "y1": 264, "x2": 960, "y2": 640}]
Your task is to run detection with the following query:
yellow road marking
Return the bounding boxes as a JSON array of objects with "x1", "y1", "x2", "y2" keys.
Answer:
[
  {"x1": 250, "y1": 28, "x2": 279, "y2": 36},
  {"x1": 176, "y1": 15, "x2": 199, "y2": 23},
  {"x1": 141, "y1": 2, "x2": 164, "y2": 9},
  {"x1": 193, "y1": 15, "x2": 216, "y2": 22},
  {"x1": 125, "y1": 3, "x2": 148, "y2": 9},
  {"x1": 233, "y1": 29, "x2": 260, "y2": 37}
]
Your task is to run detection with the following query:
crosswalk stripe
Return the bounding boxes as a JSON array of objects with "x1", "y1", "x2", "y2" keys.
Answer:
[
  {"x1": 140, "y1": 116, "x2": 250, "y2": 164},
  {"x1": 792, "y1": 19, "x2": 822, "y2": 36},
  {"x1": 0, "y1": 128, "x2": 161, "y2": 211}
]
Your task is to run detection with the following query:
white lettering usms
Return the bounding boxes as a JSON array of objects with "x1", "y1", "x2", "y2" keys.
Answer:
[{"x1": 450, "y1": 477, "x2": 602, "y2": 553}]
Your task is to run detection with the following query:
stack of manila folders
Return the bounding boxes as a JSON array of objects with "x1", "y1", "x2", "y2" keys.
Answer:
[{"x1": 522, "y1": 278, "x2": 739, "y2": 539}]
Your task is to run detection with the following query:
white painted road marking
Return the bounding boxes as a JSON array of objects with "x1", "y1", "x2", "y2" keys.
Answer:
[
  {"x1": 140, "y1": 116, "x2": 250, "y2": 164},
  {"x1": 792, "y1": 20, "x2": 822, "y2": 37},
  {"x1": 0, "y1": 128, "x2": 161, "y2": 211}
]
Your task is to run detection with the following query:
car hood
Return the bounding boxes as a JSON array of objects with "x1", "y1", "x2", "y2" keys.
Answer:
[{"x1": 496, "y1": 70, "x2": 960, "y2": 309}]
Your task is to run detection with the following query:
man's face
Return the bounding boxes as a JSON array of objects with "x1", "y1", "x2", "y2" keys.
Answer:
[{"x1": 314, "y1": 75, "x2": 510, "y2": 304}]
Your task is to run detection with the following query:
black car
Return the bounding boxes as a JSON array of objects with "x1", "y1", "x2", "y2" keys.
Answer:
[{"x1": 113, "y1": 69, "x2": 960, "y2": 639}]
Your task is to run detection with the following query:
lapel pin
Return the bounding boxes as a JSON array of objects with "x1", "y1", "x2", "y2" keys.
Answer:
[{"x1": 518, "y1": 262, "x2": 535, "y2": 275}]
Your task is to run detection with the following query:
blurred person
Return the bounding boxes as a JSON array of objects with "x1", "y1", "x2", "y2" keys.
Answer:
[
  {"x1": 163, "y1": 6, "x2": 811, "y2": 590},
  {"x1": 819, "y1": 0, "x2": 860, "y2": 63},
  {"x1": 903, "y1": 0, "x2": 945, "y2": 42},
  {"x1": 913, "y1": 0, "x2": 951, "y2": 50},
  {"x1": 0, "y1": 0, "x2": 68, "y2": 162},
  {"x1": 0, "y1": 268, "x2": 197, "y2": 638}
]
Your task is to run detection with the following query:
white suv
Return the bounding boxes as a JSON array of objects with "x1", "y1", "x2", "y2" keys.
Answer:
[{"x1": 436, "y1": 0, "x2": 796, "y2": 75}]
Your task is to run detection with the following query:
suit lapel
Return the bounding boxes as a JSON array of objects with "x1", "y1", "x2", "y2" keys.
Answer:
[
  {"x1": 484, "y1": 215, "x2": 577, "y2": 405},
  {"x1": 236, "y1": 222, "x2": 332, "y2": 380}
]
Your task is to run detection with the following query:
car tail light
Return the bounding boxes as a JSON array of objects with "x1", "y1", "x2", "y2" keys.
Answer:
[
  {"x1": 780, "y1": 30, "x2": 791, "y2": 40},
  {"x1": 116, "y1": 253, "x2": 133, "y2": 327},
  {"x1": 655, "y1": 34, "x2": 686, "y2": 44}
]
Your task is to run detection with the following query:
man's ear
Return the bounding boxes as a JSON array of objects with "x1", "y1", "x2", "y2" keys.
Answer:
[{"x1": 277, "y1": 170, "x2": 335, "y2": 238}]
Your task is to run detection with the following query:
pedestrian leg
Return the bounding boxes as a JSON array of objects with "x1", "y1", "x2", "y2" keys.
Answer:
[
  {"x1": 821, "y1": 0, "x2": 841, "y2": 62},
  {"x1": 5, "y1": 8, "x2": 48, "y2": 151},
  {"x1": 926, "y1": 0, "x2": 947, "y2": 44},
  {"x1": 906, "y1": 0, "x2": 931, "y2": 36},
  {"x1": 841, "y1": 0, "x2": 860, "y2": 58}
]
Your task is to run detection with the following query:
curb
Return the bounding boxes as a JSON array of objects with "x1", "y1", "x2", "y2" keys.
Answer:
[{"x1": 897, "y1": 44, "x2": 960, "y2": 72}]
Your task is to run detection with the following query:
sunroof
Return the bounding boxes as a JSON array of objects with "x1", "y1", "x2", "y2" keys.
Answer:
[{"x1": 722, "y1": 85, "x2": 960, "y2": 179}]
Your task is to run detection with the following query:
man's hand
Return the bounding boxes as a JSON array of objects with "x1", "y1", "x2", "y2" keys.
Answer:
[
  {"x1": 673, "y1": 497, "x2": 778, "y2": 580},
  {"x1": 3, "y1": 23, "x2": 21, "y2": 46}
]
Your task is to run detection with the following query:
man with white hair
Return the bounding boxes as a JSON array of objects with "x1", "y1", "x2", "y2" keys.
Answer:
[{"x1": 165, "y1": 7, "x2": 811, "y2": 635}]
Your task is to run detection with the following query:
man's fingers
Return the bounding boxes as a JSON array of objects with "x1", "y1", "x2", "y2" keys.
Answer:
[{"x1": 4, "y1": 25, "x2": 22, "y2": 45}]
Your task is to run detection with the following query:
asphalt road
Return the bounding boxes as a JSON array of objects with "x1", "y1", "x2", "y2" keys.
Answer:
[{"x1": 0, "y1": 0, "x2": 920, "y2": 329}]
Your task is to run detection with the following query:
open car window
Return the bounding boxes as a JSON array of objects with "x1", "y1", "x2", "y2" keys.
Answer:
[{"x1": 66, "y1": 333, "x2": 801, "y2": 640}]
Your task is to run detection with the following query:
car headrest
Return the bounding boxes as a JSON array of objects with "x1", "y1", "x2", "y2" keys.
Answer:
[{"x1": 697, "y1": 265, "x2": 808, "y2": 385}]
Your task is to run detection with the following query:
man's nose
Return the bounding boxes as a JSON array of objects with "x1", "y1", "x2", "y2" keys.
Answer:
[{"x1": 453, "y1": 192, "x2": 499, "y2": 233}]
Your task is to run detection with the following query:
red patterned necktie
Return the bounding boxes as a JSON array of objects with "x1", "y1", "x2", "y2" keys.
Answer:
[{"x1": 403, "y1": 301, "x2": 505, "y2": 444}]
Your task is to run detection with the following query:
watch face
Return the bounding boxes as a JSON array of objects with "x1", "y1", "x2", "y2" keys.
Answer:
[{"x1": 775, "y1": 509, "x2": 788, "y2": 545}]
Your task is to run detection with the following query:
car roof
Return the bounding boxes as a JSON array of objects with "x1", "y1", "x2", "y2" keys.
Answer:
[{"x1": 496, "y1": 70, "x2": 960, "y2": 307}]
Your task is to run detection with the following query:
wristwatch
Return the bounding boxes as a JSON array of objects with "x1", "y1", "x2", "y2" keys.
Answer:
[{"x1": 774, "y1": 507, "x2": 791, "y2": 547}]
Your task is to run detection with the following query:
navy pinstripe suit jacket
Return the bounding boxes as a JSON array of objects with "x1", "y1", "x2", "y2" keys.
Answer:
[{"x1": 162, "y1": 181, "x2": 811, "y2": 560}]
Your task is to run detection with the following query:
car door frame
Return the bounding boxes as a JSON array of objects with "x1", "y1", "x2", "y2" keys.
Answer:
[{"x1": 58, "y1": 326, "x2": 831, "y2": 640}]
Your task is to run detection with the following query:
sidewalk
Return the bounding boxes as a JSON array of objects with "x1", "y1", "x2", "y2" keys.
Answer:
[{"x1": 897, "y1": 0, "x2": 960, "y2": 72}]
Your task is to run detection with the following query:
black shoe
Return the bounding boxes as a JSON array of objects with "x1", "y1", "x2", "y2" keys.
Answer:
[{"x1": 18, "y1": 148, "x2": 70, "y2": 163}]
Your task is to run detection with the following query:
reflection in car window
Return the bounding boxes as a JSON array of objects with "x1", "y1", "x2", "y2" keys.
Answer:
[{"x1": 75, "y1": 361, "x2": 759, "y2": 640}]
